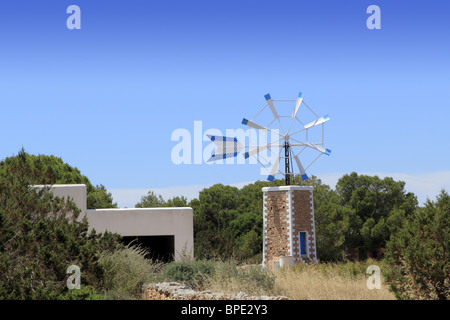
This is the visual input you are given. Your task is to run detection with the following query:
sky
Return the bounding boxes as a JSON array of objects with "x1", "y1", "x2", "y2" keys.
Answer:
[{"x1": 1, "y1": 0, "x2": 449, "y2": 207}]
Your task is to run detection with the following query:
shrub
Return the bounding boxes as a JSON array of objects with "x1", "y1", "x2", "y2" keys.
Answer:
[
  {"x1": 59, "y1": 286, "x2": 103, "y2": 300},
  {"x1": 163, "y1": 260, "x2": 215, "y2": 289},
  {"x1": 98, "y1": 245, "x2": 162, "y2": 299},
  {"x1": 204, "y1": 260, "x2": 277, "y2": 296},
  {"x1": 0, "y1": 149, "x2": 120, "y2": 299},
  {"x1": 384, "y1": 190, "x2": 449, "y2": 300}
]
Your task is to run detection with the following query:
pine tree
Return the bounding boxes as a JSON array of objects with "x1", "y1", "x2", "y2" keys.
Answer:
[
  {"x1": 384, "y1": 189, "x2": 449, "y2": 300},
  {"x1": 0, "y1": 149, "x2": 119, "y2": 299}
]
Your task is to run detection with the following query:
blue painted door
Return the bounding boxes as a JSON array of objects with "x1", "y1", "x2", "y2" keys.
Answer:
[{"x1": 300, "y1": 232, "x2": 307, "y2": 255}]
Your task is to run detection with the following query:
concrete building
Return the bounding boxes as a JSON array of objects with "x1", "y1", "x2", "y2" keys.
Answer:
[{"x1": 33, "y1": 184, "x2": 194, "y2": 262}]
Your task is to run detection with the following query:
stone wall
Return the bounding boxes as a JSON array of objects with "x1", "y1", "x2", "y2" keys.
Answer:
[
  {"x1": 262, "y1": 186, "x2": 317, "y2": 269},
  {"x1": 263, "y1": 191, "x2": 289, "y2": 264},
  {"x1": 143, "y1": 282, "x2": 289, "y2": 300},
  {"x1": 291, "y1": 188, "x2": 316, "y2": 262}
]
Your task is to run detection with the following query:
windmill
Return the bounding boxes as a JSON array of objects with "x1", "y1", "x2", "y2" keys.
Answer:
[
  {"x1": 206, "y1": 91, "x2": 330, "y2": 266},
  {"x1": 208, "y1": 92, "x2": 331, "y2": 185}
]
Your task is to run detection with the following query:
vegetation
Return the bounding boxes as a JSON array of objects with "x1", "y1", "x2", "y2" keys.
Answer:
[
  {"x1": 163, "y1": 260, "x2": 215, "y2": 289},
  {"x1": 135, "y1": 191, "x2": 188, "y2": 208},
  {"x1": 335, "y1": 172, "x2": 418, "y2": 259},
  {"x1": 158, "y1": 258, "x2": 393, "y2": 300},
  {"x1": 384, "y1": 189, "x2": 449, "y2": 300},
  {"x1": 0, "y1": 149, "x2": 120, "y2": 299},
  {"x1": 0, "y1": 149, "x2": 448, "y2": 300},
  {"x1": 98, "y1": 245, "x2": 162, "y2": 299},
  {"x1": 205, "y1": 261, "x2": 276, "y2": 296},
  {"x1": 181, "y1": 173, "x2": 418, "y2": 263},
  {"x1": 274, "y1": 259, "x2": 394, "y2": 300},
  {"x1": 0, "y1": 149, "x2": 117, "y2": 209}
]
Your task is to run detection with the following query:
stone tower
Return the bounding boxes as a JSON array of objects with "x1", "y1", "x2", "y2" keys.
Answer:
[{"x1": 262, "y1": 186, "x2": 317, "y2": 269}]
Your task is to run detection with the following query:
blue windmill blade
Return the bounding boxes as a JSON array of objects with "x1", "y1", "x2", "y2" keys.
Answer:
[
  {"x1": 291, "y1": 92, "x2": 305, "y2": 118},
  {"x1": 264, "y1": 93, "x2": 279, "y2": 119},
  {"x1": 267, "y1": 155, "x2": 281, "y2": 182},
  {"x1": 294, "y1": 154, "x2": 309, "y2": 181},
  {"x1": 206, "y1": 135, "x2": 244, "y2": 162},
  {"x1": 241, "y1": 118, "x2": 266, "y2": 130},
  {"x1": 305, "y1": 142, "x2": 331, "y2": 155}
]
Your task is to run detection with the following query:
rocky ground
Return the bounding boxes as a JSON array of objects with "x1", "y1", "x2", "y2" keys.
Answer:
[{"x1": 143, "y1": 282, "x2": 289, "y2": 300}]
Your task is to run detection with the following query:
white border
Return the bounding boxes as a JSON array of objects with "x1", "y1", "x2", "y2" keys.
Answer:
[{"x1": 262, "y1": 186, "x2": 314, "y2": 192}]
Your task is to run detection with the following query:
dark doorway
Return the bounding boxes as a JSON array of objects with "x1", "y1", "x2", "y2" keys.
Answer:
[{"x1": 121, "y1": 235, "x2": 175, "y2": 263}]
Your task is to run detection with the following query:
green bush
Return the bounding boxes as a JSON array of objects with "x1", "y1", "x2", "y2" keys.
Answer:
[
  {"x1": 98, "y1": 245, "x2": 162, "y2": 299},
  {"x1": 163, "y1": 260, "x2": 215, "y2": 289},
  {"x1": 203, "y1": 260, "x2": 276, "y2": 296},
  {"x1": 237, "y1": 265, "x2": 275, "y2": 293},
  {"x1": 0, "y1": 149, "x2": 120, "y2": 299},
  {"x1": 0, "y1": 149, "x2": 117, "y2": 209},
  {"x1": 59, "y1": 286, "x2": 103, "y2": 300},
  {"x1": 384, "y1": 190, "x2": 449, "y2": 300}
]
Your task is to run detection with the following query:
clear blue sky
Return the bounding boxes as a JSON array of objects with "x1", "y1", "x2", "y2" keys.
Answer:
[{"x1": 1, "y1": 0, "x2": 449, "y2": 206}]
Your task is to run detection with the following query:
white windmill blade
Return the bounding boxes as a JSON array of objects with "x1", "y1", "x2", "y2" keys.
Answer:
[
  {"x1": 267, "y1": 155, "x2": 281, "y2": 182},
  {"x1": 264, "y1": 93, "x2": 279, "y2": 119},
  {"x1": 305, "y1": 142, "x2": 332, "y2": 155},
  {"x1": 244, "y1": 144, "x2": 269, "y2": 159},
  {"x1": 244, "y1": 136, "x2": 284, "y2": 158},
  {"x1": 303, "y1": 115, "x2": 330, "y2": 129},
  {"x1": 206, "y1": 135, "x2": 243, "y2": 162},
  {"x1": 244, "y1": 144, "x2": 285, "y2": 158},
  {"x1": 294, "y1": 154, "x2": 308, "y2": 181},
  {"x1": 241, "y1": 118, "x2": 266, "y2": 130},
  {"x1": 291, "y1": 92, "x2": 305, "y2": 118}
]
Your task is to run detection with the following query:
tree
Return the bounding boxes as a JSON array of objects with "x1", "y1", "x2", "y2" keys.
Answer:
[
  {"x1": 87, "y1": 184, "x2": 117, "y2": 209},
  {"x1": 335, "y1": 172, "x2": 418, "y2": 258},
  {"x1": 0, "y1": 149, "x2": 117, "y2": 209},
  {"x1": 190, "y1": 176, "x2": 349, "y2": 262},
  {"x1": 135, "y1": 191, "x2": 165, "y2": 208},
  {"x1": 384, "y1": 190, "x2": 449, "y2": 300},
  {"x1": 165, "y1": 196, "x2": 188, "y2": 207},
  {"x1": 0, "y1": 149, "x2": 120, "y2": 299},
  {"x1": 190, "y1": 184, "x2": 240, "y2": 260},
  {"x1": 291, "y1": 175, "x2": 350, "y2": 261},
  {"x1": 135, "y1": 191, "x2": 188, "y2": 208}
]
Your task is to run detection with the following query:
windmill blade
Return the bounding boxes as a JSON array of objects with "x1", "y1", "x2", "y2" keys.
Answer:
[
  {"x1": 294, "y1": 155, "x2": 308, "y2": 181},
  {"x1": 241, "y1": 118, "x2": 266, "y2": 130},
  {"x1": 206, "y1": 135, "x2": 243, "y2": 162},
  {"x1": 244, "y1": 144, "x2": 270, "y2": 159},
  {"x1": 305, "y1": 142, "x2": 332, "y2": 155},
  {"x1": 244, "y1": 142, "x2": 284, "y2": 158},
  {"x1": 267, "y1": 156, "x2": 281, "y2": 182},
  {"x1": 264, "y1": 93, "x2": 278, "y2": 119},
  {"x1": 303, "y1": 115, "x2": 330, "y2": 129},
  {"x1": 291, "y1": 92, "x2": 305, "y2": 118}
]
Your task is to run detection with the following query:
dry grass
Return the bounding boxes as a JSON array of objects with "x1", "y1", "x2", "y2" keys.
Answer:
[
  {"x1": 181, "y1": 259, "x2": 395, "y2": 300},
  {"x1": 273, "y1": 261, "x2": 395, "y2": 300},
  {"x1": 205, "y1": 262, "x2": 277, "y2": 297},
  {"x1": 141, "y1": 256, "x2": 396, "y2": 300},
  {"x1": 98, "y1": 245, "x2": 163, "y2": 299}
]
